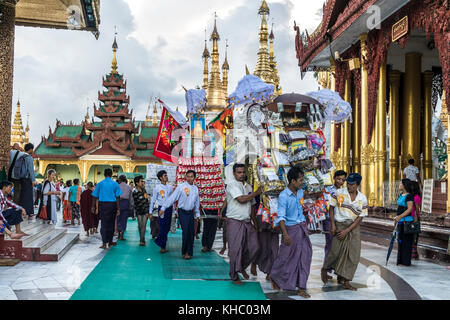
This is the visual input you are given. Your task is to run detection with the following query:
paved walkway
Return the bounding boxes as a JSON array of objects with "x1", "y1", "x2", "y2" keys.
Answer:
[{"x1": 1, "y1": 211, "x2": 449, "y2": 300}]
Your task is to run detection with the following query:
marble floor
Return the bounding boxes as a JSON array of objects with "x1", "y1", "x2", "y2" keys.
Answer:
[{"x1": 1, "y1": 212, "x2": 449, "y2": 300}]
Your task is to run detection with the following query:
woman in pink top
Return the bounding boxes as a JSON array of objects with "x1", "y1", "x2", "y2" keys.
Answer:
[{"x1": 410, "y1": 181, "x2": 421, "y2": 260}]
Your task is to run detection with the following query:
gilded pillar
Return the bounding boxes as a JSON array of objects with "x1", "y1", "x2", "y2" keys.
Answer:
[
  {"x1": 94, "y1": 165, "x2": 98, "y2": 184},
  {"x1": 360, "y1": 33, "x2": 371, "y2": 198},
  {"x1": 79, "y1": 161, "x2": 88, "y2": 183},
  {"x1": 423, "y1": 71, "x2": 433, "y2": 179},
  {"x1": 388, "y1": 70, "x2": 401, "y2": 202},
  {"x1": 375, "y1": 62, "x2": 387, "y2": 206},
  {"x1": 341, "y1": 79, "x2": 351, "y2": 173},
  {"x1": 0, "y1": 1, "x2": 17, "y2": 171},
  {"x1": 329, "y1": 59, "x2": 340, "y2": 168},
  {"x1": 352, "y1": 96, "x2": 361, "y2": 174},
  {"x1": 401, "y1": 53, "x2": 422, "y2": 168}
]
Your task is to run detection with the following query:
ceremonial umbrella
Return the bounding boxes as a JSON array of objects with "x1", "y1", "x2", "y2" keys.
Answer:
[
  {"x1": 228, "y1": 74, "x2": 274, "y2": 107},
  {"x1": 306, "y1": 89, "x2": 352, "y2": 123},
  {"x1": 184, "y1": 88, "x2": 207, "y2": 115},
  {"x1": 386, "y1": 222, "x2": 398, "y2": 266}
]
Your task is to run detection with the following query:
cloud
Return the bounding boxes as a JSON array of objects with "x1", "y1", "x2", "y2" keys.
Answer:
[{"x1": 13, "y1": 0, "x2": 323, "y2": 146}]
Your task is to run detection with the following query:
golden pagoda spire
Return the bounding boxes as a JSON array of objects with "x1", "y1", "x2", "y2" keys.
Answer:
[
  {"x1": 245, "y1": 64, "x2": 250, "y2": 75},
  {"x1": 84, "y1": 106, "x2": 91, "y2": 135},
  {"x1": 85, "y1": 106, "x2": 90, "y2": 124},
  {"x1": 145, "y1": 97, "x2": 152, "y2": 122},
  {"x1": 254, "y1": 0, "x2": 276, "y2": 88},
  {"x1": 222, "y1": 39, "x2": 230, "y2": 96},
  {"x1": 152, "y1": 102, "x2": 158, "y2": 126},
  {"x1": 24, "y1": 113, "x2": 30, "y2": 145},
  {"x1": 269, "y1": 23, "x2": 281, "y2": 95},
  {"x1": 111, "y1": 27, "x2": 118, "y2": 75},
  {"x1": 206, "y1": 13, "x2": 226, "y2": 111},
  {"x1": 11, "y1": 100, "x2": 26, "y2": 148},
  {"x1": 202, "y1": 29, "x2": 210, "y2": 90}
]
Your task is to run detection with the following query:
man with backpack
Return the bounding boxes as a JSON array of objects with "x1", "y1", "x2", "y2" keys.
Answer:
[{"x1": 8, "y1": 143, "x2": 36, "y2": 219}]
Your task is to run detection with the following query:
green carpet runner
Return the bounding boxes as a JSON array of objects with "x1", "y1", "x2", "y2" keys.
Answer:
[{"x1": 70, "y1": 220, "x2": 266, "y2": 300}]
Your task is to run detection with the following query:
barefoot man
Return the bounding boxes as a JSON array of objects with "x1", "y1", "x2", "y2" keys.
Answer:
[
  {"x1": 270, "y1": 167, "x2": 312, "y2": 298},
  {"x1": 226, "y1": 164, "x2": 261, "y2": 285},
  {"x1": 322, "y1": 173, "x2": 368, "y2": 291}
]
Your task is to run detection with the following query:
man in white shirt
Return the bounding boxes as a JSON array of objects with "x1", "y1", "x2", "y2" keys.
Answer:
[
  {"x1": 152, "y1": 170, "x2": 174, "y2": 253},
  {"x1": 322, "y1": 173, "x2": 368, "y2": 291},
  {"x1": 226, "y1": 163, "x2": 261, "y2": 285},
  {"x1": 160, "y1": 170, "x2": 200, "y2": 260},
  {"x1": 403, "y1": 159, "x2": 421, "y2": 186}
]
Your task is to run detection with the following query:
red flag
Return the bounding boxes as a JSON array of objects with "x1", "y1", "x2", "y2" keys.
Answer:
[{"x1": 153, "y1": 107, "x2": 184, "y2": 163}]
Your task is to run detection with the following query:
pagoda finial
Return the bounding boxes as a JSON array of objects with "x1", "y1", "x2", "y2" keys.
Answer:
[
  {"x1": 269, "y1": 21, "x2": 281, "y2": 95},
  {"x1": 222, "y1": 39, "x2": 229, "y2": 96},
  {"x1": 202, "y1": 29, "x2": 210, "y2": 90},
  {"x1": 210, "y1": 12, "x2": 220, "y2": 41},
  {"x1": 259, "y1": 0, "x2": 270, "y2": 15},
  {"x1": 152, "y1": 102, "x2": 158, "y2": 126},
  {"x1": 245, "y1": 64, "x2": 250, "y2": 75},
  {"x1": 222, "y1": 39, "x2": 229, "y2": 71},
  {"x1": 111, "y1": 27, "x2": 119, "y2": 74},
  {"x1": 254, "y1": 1, "x2": 280, "y2": 95},
  {"x1": 207, "y1": 12, "x2": 226, "y2": 110}
]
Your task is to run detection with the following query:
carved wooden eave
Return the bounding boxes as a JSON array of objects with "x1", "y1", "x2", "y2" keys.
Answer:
[
  {"x1": 42, "y1": 137, "x2": 60, "y2": 148},
  {"x1": 93, "y1": 104, "x2": 133, "y2": 119},
  {"x1": 98, "y1": 91, "x2": 130, "y2": 104},
  {"x1": 15, "y1": 0, "x2": 100, "y2": 35},
  {"x1": 294, "y1": 0, "x2": 411, "y2": 71},
  {"x1": 103, "y1": 77, "x2": 127, "y2": 89}
]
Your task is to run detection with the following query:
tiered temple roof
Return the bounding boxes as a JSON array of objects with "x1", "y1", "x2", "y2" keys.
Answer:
[{"x1": 35, "y1": 36, "x2": 160, "y2": 162}]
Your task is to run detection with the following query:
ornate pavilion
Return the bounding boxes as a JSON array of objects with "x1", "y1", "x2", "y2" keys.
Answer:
[
  {"x1": 294, "y1": 0, "x2": 449, "y2": 213},
  {"x1": 34, "y1": 36, "x2": 162, "y2": 183},
  {"x1": 0, "y1": 0, "x2": 101, "y2": 174}
]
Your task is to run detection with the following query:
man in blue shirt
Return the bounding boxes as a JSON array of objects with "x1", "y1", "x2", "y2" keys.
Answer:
[
  {"x1": 269, "y1": 166, "x2": 312, "y2": 298},
  {"x1": 92, "y1": 169, "x2": 122, "y2": 249}
]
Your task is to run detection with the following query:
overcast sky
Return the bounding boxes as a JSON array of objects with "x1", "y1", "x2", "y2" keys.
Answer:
[{"x1": 13, "y1": 0, "x2": 323, "y2": 146}]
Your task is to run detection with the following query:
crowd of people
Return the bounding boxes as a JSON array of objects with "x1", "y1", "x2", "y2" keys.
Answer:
[{"x1": 0, "y1": 144, "x2": 423, "y2": 298}]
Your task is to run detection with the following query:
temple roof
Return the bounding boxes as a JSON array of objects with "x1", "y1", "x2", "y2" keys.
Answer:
[
  {"x1": 294, "y1": 0, "x2": 410, "y2": 72},
  {"x1": 54, "y1": 125, "x2": 83, "y2": 138}
]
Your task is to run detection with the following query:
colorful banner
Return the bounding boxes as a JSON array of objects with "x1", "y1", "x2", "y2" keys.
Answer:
[{"x1": 153, "y1": 107, "x2": 185, "y2": 163}]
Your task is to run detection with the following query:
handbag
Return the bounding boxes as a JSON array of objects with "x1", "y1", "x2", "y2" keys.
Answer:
[
  {"x1": 403, "y1": 204, "x2": 420, "y2": 234},
  {"x1": 403, "y1": 220, "x2": 420, "y2": 234},
  {"x1": 39, "y1": 206, "x2": 48, "y2": 220}
]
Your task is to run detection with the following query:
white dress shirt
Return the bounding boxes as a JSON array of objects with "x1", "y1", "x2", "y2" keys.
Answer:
[
  {"x1": 226, "y1": 179, "x2": 255, "y2": 221},
  {"x1": 150, "y1": 183, "x2": 174, "y2": 212},
  {"x1": 161, "y1": 182, "x2": 200, "y2": 218}
]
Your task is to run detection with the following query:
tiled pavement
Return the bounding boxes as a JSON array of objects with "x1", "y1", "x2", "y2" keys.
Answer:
[{"x1": 1, "y1": 212, "x2": 449, "y2": 300}]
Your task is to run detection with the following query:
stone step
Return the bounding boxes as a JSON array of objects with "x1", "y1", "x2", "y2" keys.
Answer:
[
  {"x1": 21, "y1": 224, "x2": 55, "y2": 247},
  {"x1": 361, "y1": 216, "x2": 450, "y2": 263},
  {"x1": 25, "y1": 229, "x2": 67, "y2": 253},
  {"x1": 40, "y1": 233, "x2": 79, "y2": 260}
]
